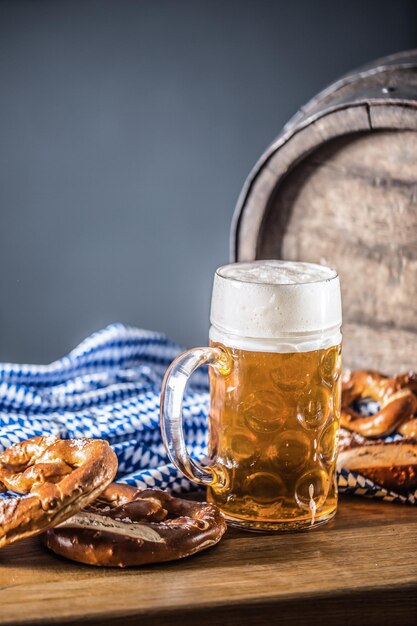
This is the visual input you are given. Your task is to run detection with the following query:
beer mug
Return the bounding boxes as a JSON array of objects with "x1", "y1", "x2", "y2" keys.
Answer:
[{"x1": 160, "y1": 260, "x2": 342, "y2": 531}]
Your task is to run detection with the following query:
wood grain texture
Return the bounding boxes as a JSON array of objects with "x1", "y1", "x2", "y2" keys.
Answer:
[
  {"x1": 235, "y1": 105, "x2": 371, "y2": 262},
  {"x1": 233, "y1": 50, "x2": 417, "y2": 374},
  {"x1": 0, "y1": 497, "x2": 416, "y2": 626},
  {"x1": 260, "y1": 130, "x2": 417, "y2": 372}
]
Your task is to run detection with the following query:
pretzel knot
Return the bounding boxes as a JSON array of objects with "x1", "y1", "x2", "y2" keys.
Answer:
[
  {"x1": 341, "y1": 371, "x2": 417, "y2": 438},
  {"x1": 0, "y1": 435, "x2": 117, "y2": 548},
  {"x1": 43, "y1": 484, "x2": 227, "y2": 567}
]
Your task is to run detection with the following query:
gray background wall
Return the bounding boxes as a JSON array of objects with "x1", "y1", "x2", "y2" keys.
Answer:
[{"x1": 0, "y1": 0, "x2": 416, "y2": 363}]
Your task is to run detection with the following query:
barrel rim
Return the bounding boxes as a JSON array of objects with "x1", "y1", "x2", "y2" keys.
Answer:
[
  {"x1": 286, "y1": 48, "x2": 417, "y2": 131},
  {"x1": 231, "y1": 49, "x2": 417, "y2": 261}
]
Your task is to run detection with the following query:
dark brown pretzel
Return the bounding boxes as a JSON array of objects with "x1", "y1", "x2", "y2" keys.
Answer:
[
  {"x1": 43, "y1": 484, "x2": 227, "y2": 567},
  {"x1": 0, "y1": 435, "x2": 117, "y2": 548},
  {"x1": 341, "y1": 371, "x2": 417, "y2": 438}
]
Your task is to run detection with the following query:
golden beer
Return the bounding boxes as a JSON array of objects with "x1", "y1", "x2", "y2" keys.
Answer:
[
  {"x1": 161, "y1": 260, "x2": 342, "y2": 532},
  {"x1": 207, "y1": 344, "x2": 341, "y2": 530}
]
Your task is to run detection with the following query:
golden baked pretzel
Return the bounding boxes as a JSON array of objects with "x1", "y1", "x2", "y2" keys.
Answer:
[
  {"x1": 44, "y1": 484, "x2": 227, "y2": 567},
  {"x1": 341, "y1": 370, "x2": 417, "y2": 438},
  {"x1": 395, "y1": 371, "x2": 417, "y2": 395},
  {"x1": 337, "y1": 440, "x2": 417, "y2": 493},
  {"x1": 398, "y1": 419, "x2": 417, "y2": 438},
  {"x1": 0, "y1": 435, "x2": 117, "y2": 548},
  {"x1": 395, "y1": 372, "x2": 417, "y2": 437}
]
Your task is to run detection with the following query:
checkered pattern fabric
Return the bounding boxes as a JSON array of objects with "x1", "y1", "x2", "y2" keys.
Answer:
[{"x1": 0, "y1": 323, "x2": 414, "y2": 503}]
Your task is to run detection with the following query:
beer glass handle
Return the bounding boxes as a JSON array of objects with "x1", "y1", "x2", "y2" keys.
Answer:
[{"x1": 160, "y1": 346, "x2": 230, "y2": 487}]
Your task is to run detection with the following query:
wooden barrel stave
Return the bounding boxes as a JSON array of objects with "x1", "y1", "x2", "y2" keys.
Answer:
[{"x1": 232, "y1": 50, "x2": 417, "y2": 373}]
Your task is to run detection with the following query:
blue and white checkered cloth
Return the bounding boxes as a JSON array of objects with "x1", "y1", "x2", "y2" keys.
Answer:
[{"x1": 0, "y1": 323, "x2": 415, "y2": 504}]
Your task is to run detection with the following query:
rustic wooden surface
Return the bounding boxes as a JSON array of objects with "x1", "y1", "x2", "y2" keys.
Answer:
[
  {"x1": 232, "y1": 49, "x2": 417, "y2": 374},
  {"x1": 0, "y1": 496, "x2": 416, "y2": 626}
]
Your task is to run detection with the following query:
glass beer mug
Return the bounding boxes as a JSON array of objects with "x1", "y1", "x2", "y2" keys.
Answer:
[{"x1": 161, "y1": 260, "x2": 342, "y2": 531}]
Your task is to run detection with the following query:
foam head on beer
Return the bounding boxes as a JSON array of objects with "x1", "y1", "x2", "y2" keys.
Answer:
[{"x1": 210, "y1": 260, "x2": 342, "y2": 352}]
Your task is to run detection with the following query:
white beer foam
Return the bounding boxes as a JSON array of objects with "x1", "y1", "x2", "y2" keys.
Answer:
[
  {"x1": 218, "y1": 260, "x2": 336, "y2": 285},
  {"x1": 210, "y1": 260, "x2": 342, "y2": 352}
]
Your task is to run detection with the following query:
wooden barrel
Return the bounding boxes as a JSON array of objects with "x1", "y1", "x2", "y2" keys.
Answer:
[{"x1": 232, "y1": 49, "x2": 417, "y2": 374}]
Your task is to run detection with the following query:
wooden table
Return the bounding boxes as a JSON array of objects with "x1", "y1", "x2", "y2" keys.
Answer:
[{"x1": 0, "y1": 496, "x2": 416, "y2": 626}]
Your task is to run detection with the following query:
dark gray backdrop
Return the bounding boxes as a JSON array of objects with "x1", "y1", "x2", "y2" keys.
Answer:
[{"x1": 0, "y1": 0, "x2": 416, "y2": 362}]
